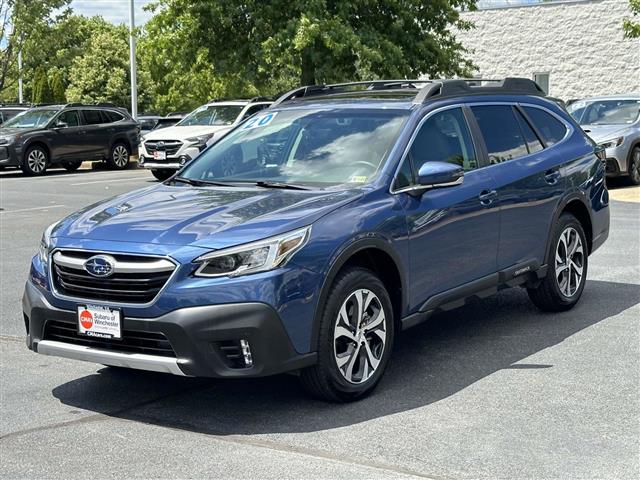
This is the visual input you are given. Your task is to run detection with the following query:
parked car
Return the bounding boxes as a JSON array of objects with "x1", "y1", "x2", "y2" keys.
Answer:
[
  {"x1": 0, "y1": 104, "x2": 29, "y2": 125},
  {"x1": 0, "y1": 103, "x2": 139, "y2": 176},
  {"x1": 138, "y1": 115, "x2": 163, "y2": 136},
  {"x1": 152, "y1": 114, "x2": 184, "y2": 131},
  {"x1": 24, "y1": 78, "x2": 609, "y2": 401},
  {"x1": 138, "y1": 98, "x2": 271, "y2": 180},
  {"x1": 567, "y1": 95, "x2": 640, "y2": 184}
]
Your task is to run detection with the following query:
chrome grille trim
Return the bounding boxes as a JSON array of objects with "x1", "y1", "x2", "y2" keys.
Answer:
[{"x1": 53, "y1": 251, "x2": 175, "y2": 273}]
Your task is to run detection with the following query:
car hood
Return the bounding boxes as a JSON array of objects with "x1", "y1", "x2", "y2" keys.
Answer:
[
  {"x1": 580, "y1": 124, "x2": 630, "y2": 143},
  {"x1": 141, "y1": 124, "x2": 233, "y2": 141},
  {"x1": 0, "y1": 127, "x2": 40, "y2": 137},
  {"x1": 52, "y1": 184, "x2": 361, "y2": 250}
]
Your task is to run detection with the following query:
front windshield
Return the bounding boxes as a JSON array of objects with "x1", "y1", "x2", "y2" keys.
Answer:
[
  {"x1": 2, "y1": 109, "x2": 58, "y2": 128},
  {"x1": 179, "y1": 109, "x2": 408, "y2": 187},
  {"x1": 177, "y1": 105, "x2": 244, "y2": 126},
  {"x1": 568, "y1": 99, "x2": 640, "y2": 125}
]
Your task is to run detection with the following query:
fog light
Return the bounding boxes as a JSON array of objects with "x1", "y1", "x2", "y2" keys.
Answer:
[
  {"x1": 240, "y1": 339, "x2": 253, "y2": 367},
  {"x1": 179, "y1": 155, "x2": 192, "y2": 166},
  {"x1": 139, "y1": 156, "x2": 145, "y2": 165}
]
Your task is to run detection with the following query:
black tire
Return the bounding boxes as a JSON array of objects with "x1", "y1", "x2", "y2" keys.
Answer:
[
  {"x1": 107, "y1": 142, "x2": 130, "y2": 170},
  {"x1": 21, "y1": 145, "x2": 48, "y2": 176},
  {"x1": 151, "y1": 169, "x2": 174, "y2": 181},
  {"x1": 628, "y1": 146, "x2": 640, "y2": 186},
  {"x1": 300, "y1": 267, "x2": 394, "y2": 402},
  {"x1": 527, "y1": 213, "x2": 588, "y2": 312},
  {"x1": 62, "y1": 160, "x2": 82, "y2": 172}
]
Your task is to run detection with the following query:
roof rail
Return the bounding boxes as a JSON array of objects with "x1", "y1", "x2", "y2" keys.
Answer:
[
  {"x1": 412, "y1": 78, "x2": 545, "y2": 104},
  {"x1": 272, "y1": 77, "x2": 545, "y2": 106}
]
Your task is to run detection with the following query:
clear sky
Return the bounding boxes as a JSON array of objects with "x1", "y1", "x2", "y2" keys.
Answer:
[{"x1": 69, "y1": 0, "x2": 155, "y2": 25}]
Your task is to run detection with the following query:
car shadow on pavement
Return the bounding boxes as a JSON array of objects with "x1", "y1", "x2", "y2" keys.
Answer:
[{"x1": 52, "y1": 279, "x2": 640, "y2": 434}]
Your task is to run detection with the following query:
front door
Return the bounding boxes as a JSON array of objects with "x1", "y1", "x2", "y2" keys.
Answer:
[{"x1": 397, "y1": 106, "x2": 500, "y2": 311}]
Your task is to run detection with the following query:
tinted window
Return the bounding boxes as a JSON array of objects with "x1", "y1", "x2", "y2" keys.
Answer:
[
  {"x1": 472, "y1": 105, "x2": 529, "y2": 164},
  {"x1": 104, "y1": 110, "x2": 124, "y2": 122},
  {"x1": 57, "y1": 110, "x2": 80, "y2": 127},
  {"x1": 514, "y1": 108, "x2": 543, "y2": 154},
  {"x1": 522, "y1": 107, "x2": 567, "y2": 146},
  {"x1": 409, "y1": 108, "x2": 477, "y2": 172},
  {"x1": 83, "y1": 110, "x2": 104, "y2": 125},
  {"x1": 394, "y1": 157, "x2": 413, "y2": 190},
  {"x1": 242, "y1": 104, "x2": 268, "y2": 120}
]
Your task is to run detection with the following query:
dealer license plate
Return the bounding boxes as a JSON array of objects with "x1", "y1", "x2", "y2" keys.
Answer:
[
  {"x1": 77, "y1": 304, "x2": 122, "y2": 339},
  {"x1": 153, "y1": 150, "x2": 166, "y2": 160}
]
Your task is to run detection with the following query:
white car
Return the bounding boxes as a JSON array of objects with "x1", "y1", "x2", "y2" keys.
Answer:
[{"x1": 139, "y1": 99, "x2": 271, "y2": 180}]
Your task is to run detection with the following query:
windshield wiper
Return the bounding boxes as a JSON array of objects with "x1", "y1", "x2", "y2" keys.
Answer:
[
  {"x1": 171, "y1": 176, "x2": 239, "y2": 187},
  {"x1": 254, "y1": 181, "x2": 313, "y2": 191}
]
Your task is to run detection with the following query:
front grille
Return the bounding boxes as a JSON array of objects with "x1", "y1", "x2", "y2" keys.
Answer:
[
  {"x1": 43, "y1": 319, "x2": 176, "y2": 357},
  {"x1": 145, "y1": 140, "x2": 182, "y2": 156},
  {"x1": 52, "y1": 250, "x2": 176, "y2": 304}
]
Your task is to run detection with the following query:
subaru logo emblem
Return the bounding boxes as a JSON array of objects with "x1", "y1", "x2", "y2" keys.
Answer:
[
  {"x1": 157, "y1": 141, "x2": 165, "y2": 149},
  {"x1": 84, "y1": 255, "x2": 115, "y2": 278}
]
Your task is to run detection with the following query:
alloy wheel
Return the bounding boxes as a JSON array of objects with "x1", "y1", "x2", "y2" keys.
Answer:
[
  {"x1": 333, "y1": 289, "x2": 387, "y2": 384},
  {"x1": 113, "y1": 145, "x2": 129, "y2": 167},
  {"x1": 630, "y1": 148, "x2": 640, "y2": 184},
  {"x1": 27, "y1": 149, "x2": 47, "y2": 173},
  {"x1": 555, "y1": 227, "x2": 584, "y2": 297}
]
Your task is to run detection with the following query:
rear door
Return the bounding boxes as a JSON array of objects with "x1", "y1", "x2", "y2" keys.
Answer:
[
  {"x1": 397, "y1": 106, "x2": 501, "y2": 311},
  {"x1": 80, "y1": 109, "x2": 109, "y2": 158},
  {"x1": 470, "y1": 103, "x2": 569, "y2": 272}
]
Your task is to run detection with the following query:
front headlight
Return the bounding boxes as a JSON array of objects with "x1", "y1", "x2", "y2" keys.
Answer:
[
  {"x1": 600, "y1": 137, "x2": 624, "y2": 149},
  {"x1": 193, "y1": 226, "x2": 311, "y2": 277},
  {"x1": 186, "y1": 133, "x2": 214, "y2": 148},
  {"x1": 38, "y1": 221, "x2": 58, "y2": 265}
]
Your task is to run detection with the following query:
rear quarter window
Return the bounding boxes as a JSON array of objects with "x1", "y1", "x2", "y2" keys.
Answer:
[
  {"x1": 522, "y1": 107, "x2": 568, "y2": 146},
  {"x1": 104, "y1": 110, "x2": 125, "y2": 123}
]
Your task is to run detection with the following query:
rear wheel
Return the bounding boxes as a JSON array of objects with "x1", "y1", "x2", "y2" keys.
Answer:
[
  {"x1": 300, "y1": 267, "x2": 394, "y2": 402},
  {"x1": 527, "y1": 213, "x2": 588, "y2": 312},
  {"x1": 107, "y1": 142, "x2": 130, "y2": 170},
  {"x1": 21, "y1": 145, "x2": 48, "y2": 176},
  {"x1": 62, "y1": 160, "x2": 82, "y2": 172},
  {"x1": 628, "y1": 146, "x2": 640, "y2": 185},
  {"x1": 151, "y1": 169, "x2": 174, "y2": 181}
]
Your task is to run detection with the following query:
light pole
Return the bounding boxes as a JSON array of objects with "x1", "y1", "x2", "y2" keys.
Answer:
[
  {"x1": 129, "y1": 0, "x2": 138, "y2": 119},
  {"x1": 18, "y1": 49, "x2": 23, "y2": 104}
]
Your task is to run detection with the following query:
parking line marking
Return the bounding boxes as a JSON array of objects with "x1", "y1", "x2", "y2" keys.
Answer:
[
  {"x1": 0, "y1": 205, "x2": 66, "y2": 214},
  {"x1": 71, "y1": 176, "x2": 148, "y2": 186}
]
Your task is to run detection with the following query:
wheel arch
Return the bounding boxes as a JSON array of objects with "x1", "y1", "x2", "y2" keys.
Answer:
[
  {"x1": 309, "y1": 238, "x2": 407, "y2": 350},
  {"x1": 547, "y1": 194, "x2": 593, "y2": 260},
  {"x1": 22, "y1": 140, "x2": 51, "y2": 166}
]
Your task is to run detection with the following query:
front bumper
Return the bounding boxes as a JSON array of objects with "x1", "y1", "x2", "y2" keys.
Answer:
[
  {"x1": 23, "y1": 281, "x2": 316, "y2": 378},
  {"x1": 0, "y1": 143, "x2": 21, "y2": 167},
  {"x1": 601, "y1": 143, "x2": 630, "y2": 176},
  {"x1": 138, "y1": 142, "x2": 200, "y2": 171}
]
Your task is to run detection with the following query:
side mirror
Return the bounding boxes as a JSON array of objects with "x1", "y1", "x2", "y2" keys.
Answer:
[
  {"x1": 417, "y1": 161, "x2": 464, "y2": 188},
  {"x1": 53, "y1": 120, "x2": 68, "y2": 129}
]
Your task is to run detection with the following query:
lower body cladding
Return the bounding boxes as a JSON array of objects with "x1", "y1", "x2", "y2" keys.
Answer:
[{"x1": 23, "y1": 281, "x2": 316, "y2": 378}]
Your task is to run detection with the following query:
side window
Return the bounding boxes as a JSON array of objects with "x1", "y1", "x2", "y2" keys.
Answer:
[
  {"x1": 104, "y1": 110, "x2": 124, "y2": 123},
  {"x1": 83, "y1": 109, "x2": 104, "y2": 125},
  {"x1": 522, "y1": 107, "x2": 567, "y2": 146},
  {"x1": 409, "y1": 107, "x2": 477, "y2": 173},
  {"x1": 471, "y1": 105, "x2": 529, "y2": 164},
  {"x1": 394, "y1": 157, "x2": 414, "y2": 190},
  {"x1": 57, "y1": 110, "x2": 80, "y2": 127},
  {"x1": 514, "y1": 107, "x2": 543, "y2": 154},
  {"x1": 242, "y1": 104, "x2": 268, "y2": 121}
]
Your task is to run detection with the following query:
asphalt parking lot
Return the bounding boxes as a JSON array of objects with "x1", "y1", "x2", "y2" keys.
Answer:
[{"x1": 1, "y1": 166, "x2": 638, "y2": 479}]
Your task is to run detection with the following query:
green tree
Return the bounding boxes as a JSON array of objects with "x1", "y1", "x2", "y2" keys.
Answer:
[
  {"x1": 624, "y1": 0, "x2": 640, "y2": 38},
  {"x1": 50, "y1": 70, "x2": 66, "y2": 102},
  {"x1": 147, "y1": 0, "x2": 476, "y2": 94},
  {"x1": 0, "y1": 0, "x2": 70, "y2": 95},
  {"x1": 66, "y1": 26, "x2": 151, "y2": 111}
]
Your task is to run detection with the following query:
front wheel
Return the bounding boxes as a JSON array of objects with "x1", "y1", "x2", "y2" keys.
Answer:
[
  {"x1": 21, "y1": 145, "x2": 48, "y2": 176},
  {"x1": 107, "y1": 143, "x2": 130, "y2": 170},
  {"x1": 151, "y1": 169, "x2": 174, "y2": 181},
  {"x1": 628, "y1": 146, "x2": 640, "y2": 186},
  {"x1": 527, "y1": 213, "x2": 588, "y2": 312},
  {"x1": 300, "y1": 267, "x2": 394, "y2": 402}
]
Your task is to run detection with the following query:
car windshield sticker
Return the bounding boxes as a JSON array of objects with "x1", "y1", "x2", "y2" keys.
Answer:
[
  {"x1": 349, "y1": 175, "x2": 368, "y2": 183},
  {"x1": 242, "y1": 112, "x2": 278, "y2": 131}
]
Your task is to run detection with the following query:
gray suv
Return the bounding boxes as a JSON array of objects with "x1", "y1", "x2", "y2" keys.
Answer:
[{"x1": 567, "y1": 95, "x2": 640, "y2": 184}]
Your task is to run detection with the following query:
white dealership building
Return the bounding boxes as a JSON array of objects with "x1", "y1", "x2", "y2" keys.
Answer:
[{"x1": 457, "y1": 0, "x2": 640, "y2": 99}]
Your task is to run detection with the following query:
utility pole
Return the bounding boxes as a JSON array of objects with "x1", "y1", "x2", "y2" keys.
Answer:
[
  {"x1": 18, "y1": 50, "x2": 23, "y2": 104},
  {"x1": 129, "y1": 0, "x2": 138, "y2": 119}
]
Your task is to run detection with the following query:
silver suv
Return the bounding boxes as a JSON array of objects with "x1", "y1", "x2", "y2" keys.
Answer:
[{"x1": 567, "y1": 95, "x2": 640, "y2": 185}]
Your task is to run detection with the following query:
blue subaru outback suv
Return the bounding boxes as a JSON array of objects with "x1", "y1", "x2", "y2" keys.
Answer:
[{"x1": 23, "y1": 78, "x2": 609, "y2": 401}]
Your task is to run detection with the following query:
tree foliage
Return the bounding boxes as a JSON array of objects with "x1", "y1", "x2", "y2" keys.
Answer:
[
  {"x1": 50, "y1": 70, "x2": 66, "y2": 102},
  {"x1": 146, "y1": 0, "x2": 477, "y2": 95},
  {"x1": 624, "y1": 0, "x2": 640, "y2": 38},
  {"x1": 31, "y1": 66, "x2": 53, "y2": 103}
]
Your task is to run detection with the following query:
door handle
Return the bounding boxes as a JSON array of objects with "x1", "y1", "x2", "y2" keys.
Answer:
[
  {"x1": 544, "y1": 169, "x2": 561, "y2": 185},
  {"x1": 478, "y1": 189, "x2": 497, "y2": 206}
]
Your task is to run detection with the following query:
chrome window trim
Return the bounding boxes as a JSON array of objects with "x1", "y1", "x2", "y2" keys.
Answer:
[
  {"x1": 389, "y1": 100, "x2": 574, "y2": 194},
  {"x1": 48, "y1": 247, "x2": 180, "y2": 308}
]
